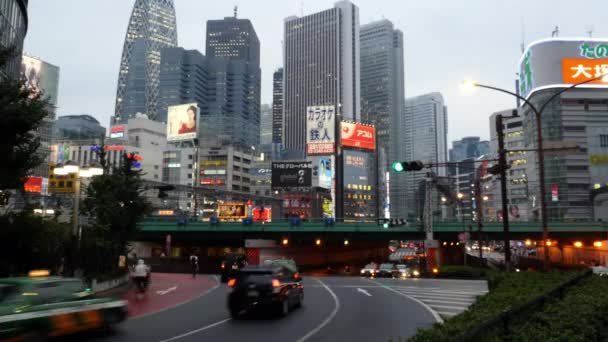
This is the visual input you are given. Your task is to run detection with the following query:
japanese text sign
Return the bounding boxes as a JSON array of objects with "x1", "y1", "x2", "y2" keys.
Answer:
[
  {"x1": 562, "y1": 58, "x2": 608, "y2": 84},
  {"x1": 306, "y1": 105, "x2": 335, "y2": 155},
  {"x1": 341, "y1": 122, "x2": 375, "y2": 150}
]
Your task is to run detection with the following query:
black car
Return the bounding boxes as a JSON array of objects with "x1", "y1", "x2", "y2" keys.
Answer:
[
  {"x1": 227, "y1": 265, "x2": 303, "y2": 318},
  {"x1": 221, "y1": 253, "x2": 247, "y2": 282},
  {"x1": 376, "y1": 263, "x2": 399, "y2": 278}
]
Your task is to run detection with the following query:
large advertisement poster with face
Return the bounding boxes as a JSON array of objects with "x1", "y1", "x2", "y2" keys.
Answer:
[
  {"x1": 21, "y1": 55, "x2": 60, "y2": 106},
  {"x1": 343, "y1": 150, "x2": 375, "y2": 219},
  {"x1": 167, "y1": 103, "x2": 199, "y2": 141}
]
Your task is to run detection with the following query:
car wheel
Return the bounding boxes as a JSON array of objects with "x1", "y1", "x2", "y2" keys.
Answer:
[
  {"x1": 278, "y1": 298, "x2": 289, "y2": 317},
  {"x1": 295, "y1": 292, "x2": 304, "y2": 308}
]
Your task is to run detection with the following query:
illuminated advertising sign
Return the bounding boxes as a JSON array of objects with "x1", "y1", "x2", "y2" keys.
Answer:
[
  {"x1": 167, "y1": 103, "x2": 199, "y2": 141},
  {"x1": 218, "y1": 203, "x2": 247, "y2": 219},
  {"x1": 21, "y1": 55, "x2": 60, "y2": 106},
  {"x1": 552, "y1": 184, "x2": 559, "y2": 202},
  {"x1": 306, "y1": 106, "x2": 335, "y2": 155},
  {"x1": 341, "y1": 122, "x2": 376, "y2": 150},
  {"x1": 48, "y1": 165, "x2": 75, "y2": 193},
  {"x1": 253, "y1": 207, "x2": 272, "y2": 223},
  {"x1": 200, "y1": 179, "x2": 225, "y2": 185},
  {"x1": 110, "y1": 125, "x2": 126, "y2": 138},
  {"x1": 343, "y1": 150, "x2": 375, "y2": 218},
  {"x1": 311, "y1": 156, "x2": 332, "y2": 190},
  {"x1": 24, "y1": 177, "x2": 42, "y2": 193},
  {"x1": 271, "y1": 161, "x2": 312, "y2": 189},
  {"x1": 519, "y1": 38, "x2": 608, "y2": 98},
  {"x1": 200, "y1": 160, "x2": 227, "y2": 167}
]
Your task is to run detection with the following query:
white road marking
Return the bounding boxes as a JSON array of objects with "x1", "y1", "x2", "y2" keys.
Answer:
[
  {"x1": 436, "y1": 311, "x2": 458, "y2": 317},
  {"x1": 367, "y1": 279, "x2": 443, "y2": 324},
  {"x1": 159, "y1": 318, "x2": 232, "y2": 342},
  {"x1": 409, "y1": 297, "x2": 473, "y2": 305},
  {"x1": 156, "y1": 286, "x2": 178, "y2": 295},
  {"x1": 357, "y1": 288, "x2": 372, "y2": 296},
  {"x1": 429, "y1": 304, "x2": 470, "y2": 310},
  {"x1": 295, "y1": 278, "x2": 340, "y2": 342}
]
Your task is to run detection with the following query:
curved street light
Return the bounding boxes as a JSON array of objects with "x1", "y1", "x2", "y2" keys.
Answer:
[{"x1": 461, "y1": 73, "x2": 608, "y2": 271}]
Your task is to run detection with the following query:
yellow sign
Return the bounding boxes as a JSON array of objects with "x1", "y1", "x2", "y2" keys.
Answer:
[
  {"x1": 200, "y1": 160, "x2": 227, "y2": 167},
  {"x1": 590, "y1": 155, "x2": 608, "y2": 165},
  {"x1": 48, "y1": 165, "x2": 76, "y2": 193}
]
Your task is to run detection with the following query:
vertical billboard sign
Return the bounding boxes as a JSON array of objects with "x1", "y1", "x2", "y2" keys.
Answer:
[
  {"x1": 306, "y1": 106, "x2": 335, "y2": 155},
  {"x1": 311, "y1": 156, "x2": 332, "y2": 190},
  {"x1": 340, "y1": 122, "x2": 376, "y2": 150},
  {"x1": 343, "y1": 150, "x2": 375, "y2": 219},
  {"x1": 167, "y1": 103, "x2": 199, "y2": 141},
  {"x1": 551, "y1": 184, "x2": 559, "y2": 202}
]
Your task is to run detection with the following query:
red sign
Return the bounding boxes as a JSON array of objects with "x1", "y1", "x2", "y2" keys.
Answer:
[
  {"x1": 253, "y1": 207, "x2": 272, "y2": 223},
  {"x1": 552, "y1": 184, "x2": 559, "y2": 202},
  {"x1": 104, "y1": 145, "x2": 125, "y2": 151},
  {"x1": 200, "y1": 179, "x2": 224, "y2": 185},
  {"x1": 24, "y1": 176, "x2": 42, "y2": 193},
  {"x1": 306, "y1": 142, "x2": 335, "y2": 155},
  {"x1": 341, "y1": 122, "x2": 375, "y2": 150},
  {"x1": 110, "y1": 125, "x2": 125, "y2": 133}
]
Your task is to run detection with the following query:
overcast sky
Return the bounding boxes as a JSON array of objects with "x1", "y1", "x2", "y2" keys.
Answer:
[{"x1": 24, "y1": 0, "x2": 608, "y2": 144}]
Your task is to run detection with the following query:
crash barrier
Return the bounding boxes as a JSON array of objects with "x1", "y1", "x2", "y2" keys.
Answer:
[
  {"x1": 454, "y1": 269, "x2": 593, "y2": 341},
  {"x1": 91, "y1": 274, "x2": 130, "y2": 293}
]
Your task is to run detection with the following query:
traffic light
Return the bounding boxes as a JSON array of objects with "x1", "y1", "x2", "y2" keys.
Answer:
[
  {"x1": 487, "y1": 163, "x2": 510, "y2": 175},
  {"x1": 389, "y1": 219, "x2": 407, "y2": 227},
  {"x1": 392, "y1": 161, "x2": 424, "y2": 172}
]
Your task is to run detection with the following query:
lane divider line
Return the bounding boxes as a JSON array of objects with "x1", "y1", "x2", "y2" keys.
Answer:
[
  {"x1": 131, "y1": 274, "x2": 221, "y2": 321},
  {"x1": 295, "y1": 278, "x2": 340, "y2": 342},
  {"x1": 367, "y1": 279, "x2": 443, "y2": 324},
  {"x1": 159, "y1": 318, "x2": 231, "y2": 342}
]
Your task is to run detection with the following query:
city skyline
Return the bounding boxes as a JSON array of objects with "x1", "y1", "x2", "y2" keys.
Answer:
[{"x1": 24, "y1": 0, "x2": 608, "y2": 142}]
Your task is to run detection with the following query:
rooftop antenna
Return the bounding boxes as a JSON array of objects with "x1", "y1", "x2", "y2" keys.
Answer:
[
  {"x1": 586, "y1": 25, "x2": 594, "y2": 37},
  {"x1": 551, "y1": 25, "x2": 559, "y2": 37},
  {"x1": 234, "y1": 5, "x2": 237, "y2": 18},
  {"x1": 520, "y1": 17, "x2": 526, "y2": 53}
]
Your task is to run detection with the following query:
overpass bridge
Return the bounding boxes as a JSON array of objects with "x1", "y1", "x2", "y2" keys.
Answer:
[{"x1": 137, "y1": 218, "x2": 608, "y2": 244}]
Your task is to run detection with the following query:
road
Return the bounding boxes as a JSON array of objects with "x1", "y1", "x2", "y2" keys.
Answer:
[{"x1": 92, "y1": 274, "x2": 487, "y2": 342}]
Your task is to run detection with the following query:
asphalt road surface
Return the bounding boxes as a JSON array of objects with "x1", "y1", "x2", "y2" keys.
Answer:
[{"x1": 90, "y1": 275, "x2": 487, "y2": 342}]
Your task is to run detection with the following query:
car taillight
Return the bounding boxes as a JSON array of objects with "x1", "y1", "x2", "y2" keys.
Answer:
[
  {"x1": 272, "y1": 279, "x2": 281, "y2": 288},
  {"x1": 227, "y1": 279, "x2": 236, "y2": 287},
  {"x1": 221, "y1": 262, "x2": 225, "y2": 269},
  {"x1": 294, "y1": 272, "x2": 300, "y2": 280}
]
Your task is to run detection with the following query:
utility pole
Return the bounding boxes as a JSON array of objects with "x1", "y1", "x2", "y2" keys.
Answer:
[
  {"x1": 474, "y1": 172, "x2": 484, "y2": 260},
  {"x1": 495, "y1": 114, "x2": 511, "y2": 271}
]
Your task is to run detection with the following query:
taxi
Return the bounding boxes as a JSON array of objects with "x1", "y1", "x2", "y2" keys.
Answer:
[{"x1": 0, "y1": 270, "x2": 127, "y2": 341}]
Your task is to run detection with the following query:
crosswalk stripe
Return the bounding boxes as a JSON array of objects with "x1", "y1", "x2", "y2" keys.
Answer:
[
  {"x1": 428, "y1": 304, "x2": 470, "y2": 310},
  {"x1": 409, "y1": 297, "x2": 474, "y2": 305},
  {"x1": 436, "y1": 311, "x2": 459, "y2": 317},
  {"x1": 392, "y1": 288, "x2": 487, "y2": 296}
]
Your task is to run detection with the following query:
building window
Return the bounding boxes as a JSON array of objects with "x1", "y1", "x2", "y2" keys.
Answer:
[
  {"x1": 188, "y1": 164, "x2": 193, "y2": 169},
  {"x1": 601, "y1": 134, "x2": 608, "y2": 147},
  {"x1": 188, "y1": 174, "x2": 192, "y2": 179},
  {"x1": 154, "y1": 165, "x2": 159, "y2": 170},
  {"x1": 188, "y1": 155, "x2": 193, "y2": 160}
]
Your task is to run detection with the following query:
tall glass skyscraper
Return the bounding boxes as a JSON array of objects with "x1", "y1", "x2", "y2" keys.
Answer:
[
  {"x1": 114, "y1": 0, "x2": 177, "y2": 123},
  {"x1": 0, "y1": 0, "x2": 28, "y2": 78},
  {"x1": 206, "y1": 13, "x2": 260, "y2": 67},
  {"x1": 272, "y1": 67, "x2": 283, "y2": 144}
]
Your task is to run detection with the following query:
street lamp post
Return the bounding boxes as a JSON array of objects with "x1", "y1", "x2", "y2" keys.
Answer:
[{"x1": 461, "y1": 73, "x2": 608, "y2": 271}]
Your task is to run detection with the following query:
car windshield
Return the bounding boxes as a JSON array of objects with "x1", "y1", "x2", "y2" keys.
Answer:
[
  {"x1": 396, "y1": 265, "x2": 408, "y2": 270},
  {"x1": 364, "y1": 264, "x2": 376, "y2": 269},
  {"x1": 380, "y1": 264, "x2": 394, "y2": 269}
]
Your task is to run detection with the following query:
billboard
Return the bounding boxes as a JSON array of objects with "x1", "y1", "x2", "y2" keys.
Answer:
[
  {"x1": 218, "y1": 203, "x2": 247, "y2": 219},
  {"x1": 110, "y1": 125, "x2": 126, "y2": 138},
  {"x1": 253, "y1": 207, "x2": 272, "y2": 223},
  {"x1": 341, "y1": 122, "x2": 376, "y2": 150},
  {"x1": 48, "y1": 165, "x2": 75, "y2": 193},
  {"x1": 306, "y1": 105, "x2": 335, "y2": 155},
  {"x1": 343, "y1": 150, "x2": 375, "y2": 218},
  {"x1": 21, "y1": 55, "x2": 60, "y2": 106},
  {"x1": 24, "y1": 176, "x2": 43, "y2": 193},
  {"x1": 311, "y1": 156, "x2": 332, "y2": 189},
  {"x1": 271, "y1": 161, "x2": 312, "y2": 189},
  {"x1": 167, "y1": 103, "x2": 199, "y2": 141},
  {"x1": 519, "y1": 38, "x2": 608, "y2": 99}
]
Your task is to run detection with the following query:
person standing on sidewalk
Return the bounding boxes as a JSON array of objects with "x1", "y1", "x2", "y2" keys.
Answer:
[{"x1": 190, "y1": 254, "x2": 199, "y2": 278}]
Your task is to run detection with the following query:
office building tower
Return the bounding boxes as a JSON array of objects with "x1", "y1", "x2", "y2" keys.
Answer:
[
  {"x1": 0, "y1": 0, "x2": 28, "y2": 78},
  {"x1": 260, "y1": 104, "x2": 272, "y2": 155},
  {"x1": 55, "y1": 115, "x2": 106, "y2": 140},
  {"x1": 206, "y1": 12, "x2": 260, "y2": 66},
  {"x1": 158, "y1": 47, "x2": 260, "y2": 147},
  {"x1": 360, "y1": 19, "x2": 405, "y2": 219},
  {"x1": 272, "y1": 68, "x2": 284, "y2": 145},
  {"x1": 283, "y1": 0, "x2": 360, "y2": 153},
  {"x1": 449, "y1": 137, "x2": 490, "y2": 162},
  {"x1": 403, "y1": 92, "x2": 448, "y2": 219},
  {"x1": 114, "y1": 0, "x2": 177, "y2": 122}
]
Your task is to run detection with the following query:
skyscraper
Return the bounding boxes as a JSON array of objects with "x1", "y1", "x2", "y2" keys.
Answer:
[
  {"x1": 114, "y1": 0, "x2": 177, "y2": 123},
  {"x1": 0, "y1": 0, "x2": 28, "y2": 78},
  {"x1": 449, "y1": 137, "x2": 490, "y2": 162},
  {"x1": 360, "y1": 19, "x2": 405, "y2": 219},
  {"x1": 283, "y1": 0, "x2": 360, "y2": 154},
  {"x1": 206, "y1": 11, "x2": 260, "y2": 67},
  {"x1": 404, "y1": 92, "x2": 448, "y2": 218},
  {"x1": 158, "y1": 47, "x2": 261, "y2": 147},
  {"x1": 272, "y1": 68, "x2": 284, "y2": 145},
  {"x1": 260, "y1": 104, "x2": 272, "y2": 154}
]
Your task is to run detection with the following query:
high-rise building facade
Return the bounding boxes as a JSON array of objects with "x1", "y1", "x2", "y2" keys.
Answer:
[
  {"x1": 114, "y1": 0, "x2": 177, "y2": 123},
  {"x1": 360, "y1": 19, "x2": 405, "y2": 219},
  {"x1": 206, "y1": 14, "x2": 260, "y2": 67},
  {"x1": 272, "y1": 68, "x2": 283, "y2": 145},
  {"x1": 283, "y1": 0, "x2": 360, "y2": 153},
  {"x1": 260, "y1": 103, "x2": 272, "y2": 155},
  {"x1": 449, "y1": 137, "x2": 490, "y2": 162},
  {"x1": 55, "y1": 115, "x2": 106, "y2": 140},
  {"x1": 158, "y1": 47, "x2": 260, "y2": 147},
  {"x1": 403, "y1": 92, "x2": 448, "y2": 218},
  {"x1": 0, "y1": 0, "x2": 28, "y2": 78}
]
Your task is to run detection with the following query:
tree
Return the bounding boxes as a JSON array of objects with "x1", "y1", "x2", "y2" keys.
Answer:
[
  {"x1": 82, "y1": 153, "x2": 151, "y2": 274},
  {"x1": 0, "y1": 47, "x2": 51, "y2": 190}
]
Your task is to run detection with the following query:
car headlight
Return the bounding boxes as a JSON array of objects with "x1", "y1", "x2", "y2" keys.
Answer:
[
  {"x1": 413, "y1": 270, "x2": 420, "y2": 276},
  {"x1": 360, "y1": 270, "x2": 365, "y2": 274}
]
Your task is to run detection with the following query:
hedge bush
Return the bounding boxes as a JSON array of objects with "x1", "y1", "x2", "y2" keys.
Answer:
[
  {"x1": 503, "y1": 275, "x2": 608, "y2": 342},
  {"x1": 408, "y1": 271, "x2": 576, "y2": 342}
]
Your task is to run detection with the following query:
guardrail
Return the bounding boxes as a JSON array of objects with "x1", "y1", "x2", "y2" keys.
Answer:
[{"x1": 455, "y1": 269, "x2": 593, "y2": 341}]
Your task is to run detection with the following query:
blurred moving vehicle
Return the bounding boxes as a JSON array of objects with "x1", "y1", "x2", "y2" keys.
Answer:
[
  {"x1": 396, "y1": 264, "x2": 411, "y2": 278},
  {"x1": 376, "y1": 263, "x2": 399, "y2": 278},
  {"x1": 360, "y1": 263, "x2": 378, "y2": 277},
  {"x1": 221, "y1": 253, "x2": 247, "y2": 283},
  {"x1": 0, "y1": 271, "x2": 127, "y2": 340},
  {"x1": 227, "y1": 261, "x2": 303, "y2": 318}
]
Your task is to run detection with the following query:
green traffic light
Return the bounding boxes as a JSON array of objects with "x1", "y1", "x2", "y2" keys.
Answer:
[
  {"x1": 392, "y1": 161, "x2": 405, "y2": 172},
  {"x1": 383, "y1": 223, "x2": 389, "y2": 229}
]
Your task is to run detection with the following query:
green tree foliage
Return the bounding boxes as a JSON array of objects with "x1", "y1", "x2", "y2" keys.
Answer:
[
  {"x1": 82, "y1": 153, "x2": 151, "y2": 274},
  {"x1": 0, "y1": 47, "x2": 51, "y2": 190},
  {"x1": 0, "y1": 212, "x2": 70, "y2": 277}
]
